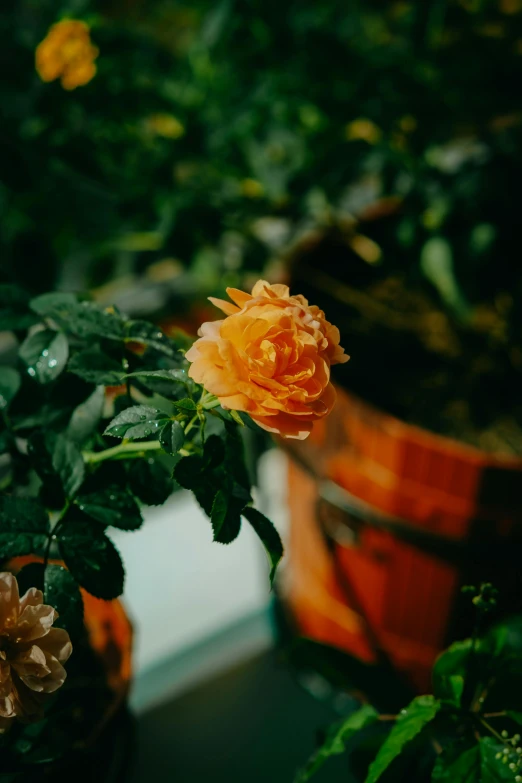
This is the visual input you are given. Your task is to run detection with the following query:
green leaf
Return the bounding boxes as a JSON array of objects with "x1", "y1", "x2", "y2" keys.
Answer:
[
  {"x1": 507, "y1": 711, "x2": 522, "y2": 727},
  {"x1": 480, "y1": 737, "x2": 515, "y2": 782},
  {"x1": 224, "y1": 424, "x2": 252, "y2": 503},
  {"x1": 242, "y1": 507, "x2": 284, "y2": 585},
  {"x1": 128, "y1": 459, "x2": 173, "y2": 505},
  {"x1": 230, "y1": 409, "x2": 245, "y2": 426},
  {"x1": 236, "y1": 410, "x2": 264, "y2": 431},
  {"x1": 50, "y1": 433, "x2": 85, "y2": 498},
  {"x1": 76, "y1": 488, "x2": 143, "y2": 530},
  {"x1": 30, "y1": 294, "x2": 125, "y2": 341},
  {"x1": 0, "y1": 496, "x2": 49, "y2": 561},
  {"x1": 0, "y1": 368, "x2": 21, "y2": 411},
  {"x1": 67, "y1": 387, "x2": 105, "y2": 445},
  {"x1": 125, "y1": 320, "x2": 177, "y2": 356},
  {"x1": 420, "y1": 237, "x2": 470, "y2": 320},
  {"x1": 173, "y1": 398, "x2": 197, "y2": 412},
  {"x1": 19, "y1": 329, "x2": 69, "y2": 384},
  {"x1": 366, "y1": 696, "x2": 441, "y2": 783},
  {"x1": 295, "y1": 705, "x2": 378, "y2": 782},
  {"x1": 104, "y1": 405, "x2": 168, "y2": 439},
  {"x1": 16, "y1": 563, "x2": 84, "y2": 640},
  {"x1": 0, "y1": 496, "x2": 49, "y2": 532},
  {"x1": 58, "y1": 520, "x2": 124, "y2": 599},
  {"x1": 174, "y1": 435, "x2": 224, "y2": 491},
  {"x1": 0, "y1": 284, "x2": 38, "y2": 331},
  {"x1": 431, "y1": 744, "x2": 480, "y2": 782},
  {"x1": 29, "y1": 292, "x2": 77, "y2": 316},
  {"x1": 68, "y1": 347, "x2": 124, "y2": 385},
  {"x1": 160, "y1": 421, "x2": 185, "y2": 455},
  {"x1": 211, "y1": 489, "x2": 243, "y2": 544},
  {"x1": 124, "y1": 369, "x2": 192, "y2": 385},
  {"x1": 433, "y1": 640, "x2": 472, "y2": 705}
]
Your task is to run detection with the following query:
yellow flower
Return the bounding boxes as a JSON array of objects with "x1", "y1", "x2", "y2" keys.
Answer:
[
  {"x1": 345, "y1": 118, "x2": 382, "y2": 145},
  {"x1": 240, "y1": 178, "x2": 265, "y2": 198},
  {"x1": 36, "y1": 20, "x2": 99, "y2": 90},
  {"x1": 0, "y1": 572, "x2": 72, "y2": 732},
  {"x1": 186, "y1": 281, "x2": 348, "y2": 440},
  {"x1": 145, "y1": 114, "x2": 185, "y2": 140}
]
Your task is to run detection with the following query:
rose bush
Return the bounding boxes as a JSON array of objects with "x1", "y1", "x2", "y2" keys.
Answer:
[{"x1": 186, "y1": 281, "x2": 349, "y2": 439}]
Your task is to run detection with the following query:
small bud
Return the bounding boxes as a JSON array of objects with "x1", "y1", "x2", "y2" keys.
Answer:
[{"x1": 502, "y1": 730, "x2": 509, "y2": 739}]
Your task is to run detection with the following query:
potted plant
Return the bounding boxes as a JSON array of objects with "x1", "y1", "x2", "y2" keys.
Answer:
[
  {"x1": 295, "y1": 584, "x2": 522, "y2": 783},
  {"x1": 270, "y1": 0, "x2": 522, "y2": 692},
  {"x1": 0, "y1": 278, "x2": 346, "y2": 777}
]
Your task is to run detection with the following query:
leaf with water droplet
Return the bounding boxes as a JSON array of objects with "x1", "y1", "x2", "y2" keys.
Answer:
[
  {"x1": 19, "y1": 329, "x2": 69, "y2": 384},
  {"x1": 0, "y1": 367, "x2": 21, "y2": 410},
  {"x1": 58, "y1": 519, "x2": 124, "y2": 599},
  {"x1": 159, "y1": 420, "x2": 185, "y2": 455},
  {"x1": 76, "y1": 487, "x2": 143, "y2": 530},
  {"x1": 104, "y1": 405, "x2": 169, "y2": 440}
]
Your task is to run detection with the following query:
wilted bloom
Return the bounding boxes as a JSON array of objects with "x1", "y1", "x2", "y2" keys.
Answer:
[
  {"x1": 186, "y1": 281, "x2": 348, "y2": 439},
  {"x1": 36, "y1": 20, "x2": 98, "y2": 90},
  {"x1": 0, "y1": 573, "x2": 72, "y2": 732}
]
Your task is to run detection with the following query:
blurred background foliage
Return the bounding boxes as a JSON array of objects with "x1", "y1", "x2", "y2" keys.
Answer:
[{"x1": 2, "y1": 0, "x2": 522, "y2": 445}]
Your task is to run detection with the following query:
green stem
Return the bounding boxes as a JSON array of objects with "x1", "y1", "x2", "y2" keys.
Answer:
[
  {"x1": 479, "y1": 718, "x2": 511, "y2": 747},
  {"x1": 83, "y1": 440, "x2": 162, "y2": 464},
  {"x1": 43, "y1": 500, "x2": 71, "y2": 573},
  {"x1": 184, "y1": 415, "x2": 198, "y2": 436}
]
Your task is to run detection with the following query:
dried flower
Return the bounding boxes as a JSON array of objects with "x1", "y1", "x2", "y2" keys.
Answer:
[
  {"x1": 36, "y1": 20, "x2": 98, "y2": 90},
  {"x1": 186, "y1": 281, "x2": 348, "y2": 439},
  {"x1": 0, "y1": 572, "x2": 72, "y2": 732}
]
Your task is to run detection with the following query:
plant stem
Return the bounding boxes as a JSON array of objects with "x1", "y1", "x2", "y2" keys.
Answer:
[
  {"x1": 83, "y1": 440, "x2": 162, "y2": 464},
  {"x1": 184, "y1": 415, "x2": 198, "y2": 436},
  {"x1": 480, "y1": 717, "x2": 511, "y2": 747},
  {"x1": 43, "y1": 500, "x2": 70, "y2": 573}
]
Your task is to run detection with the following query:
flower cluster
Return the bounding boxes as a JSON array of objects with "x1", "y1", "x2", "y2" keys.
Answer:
[
  {"x1": 35, "y1": 20, "x2": 98, "y2": 90},
  {"x1": 0, "y1": 573, "x2": 72, "y2": 732},
  {"x1": 186, "y1": 281, "x2": 349, "y2": 439}
]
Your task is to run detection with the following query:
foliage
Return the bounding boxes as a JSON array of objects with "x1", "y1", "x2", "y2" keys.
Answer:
[
  {"x1": 296, "y1": 584, "x2": 522, "y2": 783},
  {"x1": 0, "y1": 288, "x2": 282, "y2": 767}
]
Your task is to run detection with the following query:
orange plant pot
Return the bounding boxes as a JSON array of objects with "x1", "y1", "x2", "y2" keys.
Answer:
[{"x1": 282, "y1": 387, "x2": 522, "y2": 692}]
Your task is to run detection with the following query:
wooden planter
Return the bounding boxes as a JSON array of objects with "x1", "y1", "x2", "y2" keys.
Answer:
[{"x1": 282, "y1": 387, "x2": 522, "y2": 692}]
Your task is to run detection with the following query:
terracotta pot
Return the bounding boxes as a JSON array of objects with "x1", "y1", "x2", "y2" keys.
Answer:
[{"x1": 282, "y1": 387, "x2": 522, "y2": 692}]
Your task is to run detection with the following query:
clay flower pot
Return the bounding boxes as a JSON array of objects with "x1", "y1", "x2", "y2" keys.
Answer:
[{"x1": 282, "y1": 386, "x2": 522, "y2": 692}]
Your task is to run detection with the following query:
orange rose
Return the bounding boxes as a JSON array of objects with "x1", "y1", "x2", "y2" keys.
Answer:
[{"x1": 186, "y1": 281, "x2": 348, "y2": 439}]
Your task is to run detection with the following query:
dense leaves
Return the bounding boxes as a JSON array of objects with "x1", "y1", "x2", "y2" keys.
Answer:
[
  {"x1": 58, "y1": 519, "x2": 125, "y2": 600},
  {"x1": 104, "y1": 405, "x2": 169, "y2": 440},
  {"x1": 0, "y1": 496, "x2": 49, "y2": 561},
  {"x1": 0, "y1": 368, "x2": 20, "y2": 411},
  {"x1": 128, "y1": 459, "x2": 173, "y2": 506},
  {"x1": 19, "y1": 329, "x2": 69, "y2": 384},
  {"x1": 67, "y1": 387, "x2": 105, "y2": 445},
  {"x1": 365, "y1": 696, "x2": 441, "y2": 783},
  {"x1": 159, "y1": 420, "x2": 185, "y2": 455},
  {"x1": 296, "y1": 705, "x2": 378, "y2": 782},
  {"x1": 30, "y1": 293, "x2": 125, "y2": 341},
  {"x1": 76, "y1": 488, "x2": 143, "y2": 531},
  {"x1": 432, "y1": 744, "x2": 481, "y2": 782},
  {"x1": 68, "y1": 347, "x2": 124, "y2": 386},
  {"x1": 16, "y1": 563, "x2": 84, "y2": 640},
  {"x1": 242, "y1": 507, "x2": 283, "y2": 586}
]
